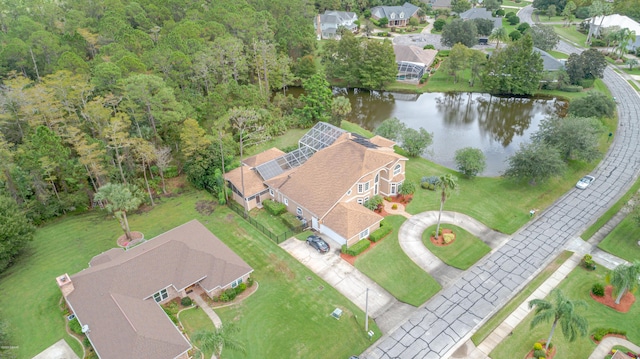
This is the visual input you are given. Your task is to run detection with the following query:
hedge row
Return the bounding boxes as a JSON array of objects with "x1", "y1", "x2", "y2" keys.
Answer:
[
  {"x1": 281, "y1": 212, "x2": 301, "y2": 229},
  {"x1": 342, "y1": 239, "x2": 371, "y2": 256},
  {"x1": 592, "y1": 327, "x2": 626, "y2": 341},
  {"x1": 263, "y1": 199, "x2": 286, "y2": 215},
  {"x1": 370, "y1": 226, "x2": 392, "y2": 242}
]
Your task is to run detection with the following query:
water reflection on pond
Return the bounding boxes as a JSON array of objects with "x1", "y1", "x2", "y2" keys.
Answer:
[{"x1": 336, "y1": 89, "x2": 566, "y2": 177}]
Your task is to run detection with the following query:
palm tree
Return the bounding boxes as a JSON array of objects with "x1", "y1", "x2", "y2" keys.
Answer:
[
  {"x1": 606, "y1": 261, "x2": 640, "y2": 304},
  {"x1": 489, "y1": 27, "x2": 508, "y2": 49},
  {"x1": 529, "y1": 289, "x2": 589, "y2": 352},
  {"x1": 434, "y1": 174, "x2": 458, "y2": 237},
  {"x1": 615, "y1": 28, "x2": 636, "y2": 59},
  {"x1": 192, "y1": 324, "x2": 246, "y2": 359},
  {"x1": 94, "y1": 183, "x2": 143, "y2": 241}
]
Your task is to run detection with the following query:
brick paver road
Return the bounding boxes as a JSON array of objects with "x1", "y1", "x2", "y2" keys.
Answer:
[{"x1": 364, "y1": 49, "x2": 640, "y2": 359}]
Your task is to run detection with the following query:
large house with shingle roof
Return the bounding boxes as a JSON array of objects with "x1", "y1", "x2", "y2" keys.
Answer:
[
  {"x1": 459, "y1": 8, "x2": 502, "y2": 29},
  {"x1": 314, "y1": 10, "x2": 359, "y2": 40},
  {"x1": 226, "y1": 122, "x2": 407, "y2": 246},
  {"x1": 56, "y1": 220, "x2": 253, "y2": 359},
  {"x1": 371, "y1": 2, "x2": 421, "y2": 27},
  {"x1": 394, "y1": 44, "x2": 438, "y2": 82}
]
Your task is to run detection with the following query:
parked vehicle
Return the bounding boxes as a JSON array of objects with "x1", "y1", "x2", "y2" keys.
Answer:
[
  {"x1": 306, "y1": 235, "x2": 330, "y2": 253},
  {"x1": 575, "y1": 175, "x2": 595, "y2": 189}
]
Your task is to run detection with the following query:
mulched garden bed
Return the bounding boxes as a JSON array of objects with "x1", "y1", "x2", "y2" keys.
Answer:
[
  {"x1": 524, "y1": 346, "x2": 556, "y2": 359},
  {"x1": 591, "y1": 333, "x2": 628, "y2": 345},
  {"x1": 117, "y1": 231, "x2": 144, "y2": 247},
  {"x1": 430, "y1": 228, "x2": 456, "y2": 247},
  {"x1": 590, "y1": 285, "x2": 635, "y2": 313}
]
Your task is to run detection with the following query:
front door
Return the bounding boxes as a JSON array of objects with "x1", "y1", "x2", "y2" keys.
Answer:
[{"x1": 390, "y1": 183, "x2": 396, "y2": 195}]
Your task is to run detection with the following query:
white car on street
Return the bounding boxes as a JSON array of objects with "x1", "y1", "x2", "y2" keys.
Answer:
[{"x1": 576, "y1": 175, "x2": 595, "y2": 189}]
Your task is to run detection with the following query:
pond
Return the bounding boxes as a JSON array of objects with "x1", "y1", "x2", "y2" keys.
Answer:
[{"x1": 335, "y1": 89, "x2": 567, "y2": 177}]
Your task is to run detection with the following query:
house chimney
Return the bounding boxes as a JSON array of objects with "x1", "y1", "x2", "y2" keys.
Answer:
[{"x1": 56, "y1": 273, "x2": 75, "y2": 297}]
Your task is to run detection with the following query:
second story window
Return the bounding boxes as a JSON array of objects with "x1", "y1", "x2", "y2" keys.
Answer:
[{"x1": 394, "y1": 164, "x2": 402, "y2": 176}]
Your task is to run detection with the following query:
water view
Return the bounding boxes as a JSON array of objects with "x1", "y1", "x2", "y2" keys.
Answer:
[{"x1": 336, "y1": 89, "x2": 567, "y2": 176}]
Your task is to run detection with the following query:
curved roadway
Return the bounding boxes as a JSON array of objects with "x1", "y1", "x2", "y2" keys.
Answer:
[{"x1": 365, "y1": 8, "x2": 640, "y2": 358}]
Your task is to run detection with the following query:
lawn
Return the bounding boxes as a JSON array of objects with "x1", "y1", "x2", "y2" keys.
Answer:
[
  {"x1": 245, "y1": 128, "x2": 308, "y2": 156},
  {"x1": 0, "y1": 189, "x2": 380, "y2": 359},
  {"x1": 248, "y1": 207, "x2": 291, "y2": 234},
  {"x1": 598, "y1": 215, "x2": 640, "y2": 262},
  {"x1": 179, "y1": 306, "x2": 215, "y2": 358},
  {"x1": 553, "y1": 25, "x2": 588, "y2": 46},
  {"x1": 421, "y1": 224, "x2": 491, "y2": 270},
  {"x1": 490, "y1": 265, "x2": 640, "y2": 359},
  {"x1": 622, "y1": 67, "x2": 640, "y2": 76},
  {"x1": 471, "y1": 250, "x2": 573, "y2": 345},
  {"x1": 547, "y1": 50, "x2": 569, "y2": 59},
  {"x1": 501, "y1": 0, "x2": 528, "y2": 8},
  {"x1": 354, "y1": 215, "x2": 442, "y2": 306}
]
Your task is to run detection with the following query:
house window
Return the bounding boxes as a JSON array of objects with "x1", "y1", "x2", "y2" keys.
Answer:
[
  {"x1": 391, "y1": 183, "x2": 397, "y2": 194},
  {"x1": 284, "y1": 198, "x2": 288, "y2": 206},
  {"x1": 358, "y1": 183, "x2": 364, "y2": 193},
  {"x1": 359, "y1": 228, "x2": 370, "y2": 239},
  {"x1": 269, "y1": 189, "x2": 274, "y2": 196},
  {"x1": 296, "y1": 207, "x2": 303, "y2": 216},
  {"x1": 231, "y1": 278, "x2": 243, "y2": 288},
  {"x1": 390, "y1": 13, "x2": 395, "y2": 19},
  {"x1": 400, "y1": 12, "x2": 404, "y2": 18},
  {"x1": 375, "y1": 173, "x2": 379, "y2": 183},
  {"x1": 393, "y1": 164, "x2": 402, "y2": 176},
  {"x1": 347, "y1": 189, "x2": 352, "y2": 195},
  {"x1": 357, "y1": 198, "x2": 364, "y2": 204},
  {"x1": 364, "y1": 196, "x2": 369, "y2": 203},
  {"x1": 153, "y1": 288, "x2": 168, "y2": 303},
  {"x1": 364, "y1": 181, "x2": 370, "y2": 191}
]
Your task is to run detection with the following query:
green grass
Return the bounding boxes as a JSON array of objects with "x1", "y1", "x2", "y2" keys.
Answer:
[
  {"x1": 178, "y1": 306, "x2": 215, "y2": 358},
  {"x1": 423, "y1": 68, "x2": 477, "y2": 93},
  {"x1": 245, "y1": 128, "x2": 308, "y2": 156},
  {"x1": 501, "y1": 1, "x2": 528, "y2": 8},
  {"x1": 628, "y1": 80, "x2": 640, "y2": 92},
  {"x1": 471, "y1": 251, "x2": 573, "y2": 345},
  {"x1": 354, "y1": 216, "x2": 442, "y2": 306},
  {"x1": 598, "y1": 215, "x2": 640, "y2": 262},
  {"x1": 341, "y1": 120, "x2": 374, "y2": 138},
  {"x1": 0, "y1": 189, "x2": 379, "y2": 359},
  {"x1": 490, "y1": 265, "x2": 640, "y2": 359},
  {"x1": 248, "y1": 208, "x2": 291, "y2": 234},
  {"x1": 536, "y1": 15, "x2": 565, "y2": 22},
  {"x1": 547, "y1": 50, "x2": 569, "y2": 59},
  {"x1": 553, "y1": 25, "x2": 588, "y2": 46},
  {"x1": 421, "y1": 225, "x2": 491, "y2": 270},
  {"x1": 622, "y1": 67, "x2": 640, "y2": 76},
  {"x1": 581, "y1": 176, "x2": 640, "y2": 240}
]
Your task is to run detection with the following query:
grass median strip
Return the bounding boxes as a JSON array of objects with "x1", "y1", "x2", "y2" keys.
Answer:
[{"x1": 471, "y1": 250, "x2": 573, "y2": 346}]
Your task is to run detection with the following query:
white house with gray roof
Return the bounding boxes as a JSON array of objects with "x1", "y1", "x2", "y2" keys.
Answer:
[
  {"x1": 315, "y1": 10, "x2": 358, "y2": 40},
  {"x1": 371, "y1": 2, "x2": 421, "y2": 27}
]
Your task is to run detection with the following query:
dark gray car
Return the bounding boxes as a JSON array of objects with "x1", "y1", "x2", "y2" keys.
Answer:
[{"x1": 306, "y1": 235, "x2": 330, "y2": 254}]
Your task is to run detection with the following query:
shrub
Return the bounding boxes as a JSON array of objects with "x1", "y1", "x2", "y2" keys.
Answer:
[
  {"x1": 560, "y1": 85, "x2": 583, "y2": 92},
  {"x1": 580, "y1": 78, "x2": 595, "y2": 88},
  {"x1": 509, "y1": 30, "x2": 522, "y2": 41},
  {"x1": 592, "y1": 283, "x2": 605, "y2": 297},
  {"x1": 437, "y1": 50, "x2": 450, "y2": 57},
  {"x1": 163, "y1": 165, "x2": 179, "y2": 178},
  {"x1": 83, "y1": 337, "x2": 91, "y2": 348},
  {"x1": 533, "y1": 343, "x2": 543, "y2": 350},
  {"x1": 592, "y1": 328, "x2": 627, "y2": 341},
  {"x1": 69, "y1": 318, "x2": 83, "y2": 335},
  {"x1": 421, "y1": 182, "x2": 431, "y2": 189},
  {"x1": 281, "y1": 212, "x2": 302, "y2": 229},
  {"x1": 219, "y1": 288, "x2": 238, "y2": 302},
  {"x1": 422, "y1": 176, "x2": 439, "y2": 185},
  {"x1": 496, "y1": 9, "x2": 505, "y2": 16},
  {"x1": 342, "y1": 239, "x2": 371, "y2": 256},
  {"x1": 424, "y1": 44, "x2": 436, "y2": 50},
  {"x1": 398, "y1": 181, "x2": 416, "y2": 196},
  {"x1": 181, "y1": 296, "x2": 193, "y2": 306},
  {"x1": 508, "y1": 15, "x2": 520, "y2": 25},
  {"x1": 568, "y1": 91, "x2": 615, "y2": 118},
  {"x1": 443, "y1": 233, "x2": 455, "y2": 244},
  {"x1": 433, "y1": 18, "x2": 446, "y2": 31},
  {"x1": 380, "y1": 218, "x2": 390, "y2": 227},
  {"x1": 392, "y1": 204, "x2": 398, "y2": 210},
  {"x1": 590, "y1": 39, "x2": 606, "y2": 47},
  {"x1": 247, "y1": 276, "x2": 254, "y2": 287},
  {"x1": 370, "y1": 225, "x2": 392, "y2": 242},
  {"x1": 364, "y1": 195, "x2": 384, "y2": 211},
  {"x1": 262, "y1": 199, "x2": 287, "y2": 215},
  {"x1": 582, "y1": 254, "x2": 597, "y2": 270},
  {"x1": 533, "y1": 349, "x2": 546, "y2": 358},
  {"x1": 431, "y1": 229, "x2": 443, "y2": 237}
]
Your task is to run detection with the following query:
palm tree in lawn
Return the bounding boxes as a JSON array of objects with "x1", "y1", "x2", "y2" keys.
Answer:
[
  {"x1": 434, "y1": 174, "x2": 458, "y2": 237},
  {"x1": 192, "y1": 324, "x2": 246, "y2": 359},
  {"x1": 94, "y1": 183, "x2": 143, "y2": 241},
  {"x1": 529, "y1": 289, "x2": 589, "y2": 352},
  {"x1": 606, "y1": 261, "x2": 640, "y2": 304},
  {"x1": 489, "y1": 27, "x2": 508, "y2": 49}
]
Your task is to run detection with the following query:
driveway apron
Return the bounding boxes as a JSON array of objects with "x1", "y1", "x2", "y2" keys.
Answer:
[{"x1": 363, "y1": 67, "x2": 640, "y2": 358}]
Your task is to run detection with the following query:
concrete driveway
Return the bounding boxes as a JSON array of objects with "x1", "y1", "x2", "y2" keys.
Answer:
[{"x1": 279, "y1": 237, "x2": 395, "y2": 319}]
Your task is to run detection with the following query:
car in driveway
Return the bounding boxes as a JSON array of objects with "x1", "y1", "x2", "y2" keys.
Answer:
[
  {"x1": 306, "y1": 235, "x2": 330, "y2": 254},
  {"x1": 576, "y1": 175, "x2": 595, "y2": 189}
]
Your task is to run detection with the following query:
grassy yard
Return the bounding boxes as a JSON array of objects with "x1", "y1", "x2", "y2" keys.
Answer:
[
  {"x1": 471, "y1": 251, "x2": 573, "y2": 345},
  {"x1": 598, "y1": 215, "x2": 640, "y2": 262},
  {"x1": 248, "y1": 208, "x2": 291, "y2": 234},
  {"x1": 246, "y1": 128, "x2": 308, "y2": 156},
  {"x1": 179, "y1": 306, "x2": 215, "y2": 358},
  {"x1": 423, "y1": 68, "x2": 477, "y2": 93},
  {"x1": 490, "y1": 265, "x2": 640, "y2": 359},
  {"x1": 622, "y1": 67, "x2": 640, "y2": 76},
  {"x1": 553, "y1": 25, "x2": 588, "y2": 46},
  {"x1": 354, "y1": 216, "x2": 442, "y2": 306},
  {"x1": 0, "y1": 189, "x2": 379, "y2": 359},
  {"x1": 421, "y1": 225, "x2": 491, "y2": 270},
  {"x1": 501, "y1": 0, "x2": 529, "y2": 8},
  {"x1": 547, "y1": 50, "x2": 569, "y2": 59}
]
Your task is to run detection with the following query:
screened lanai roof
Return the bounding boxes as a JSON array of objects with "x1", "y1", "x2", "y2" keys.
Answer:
[{"x1": 255, "y1": 122, "x2": 345, "y2": 180}]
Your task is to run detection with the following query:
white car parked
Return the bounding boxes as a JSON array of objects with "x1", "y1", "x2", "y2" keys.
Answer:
[{"x1": 576, "y1": 175, "x2": 595, "y2": 189}]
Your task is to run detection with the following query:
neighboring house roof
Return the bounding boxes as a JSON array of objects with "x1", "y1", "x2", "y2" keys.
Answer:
[
  {"x1": 266, "y1": 134, "x2": 405, "y2": 219},
  {"x1": 371, "y1": 2, "x2": 420, "y2": 20},
  {"x1": 315, "y1": 10, "x2": 358, "y2": 37},
  {"x1": 429, "y1": 0, "x2": 452, "y2": 8},
  {"x1": 243, "y1": 147, "x2": 286, "y2": 168},
  {"x1": 324, "y1": 201, "x2": 383, "y2": 240},
  {"x1": 369, "y1": 135, "x2": 396, "y2": 149},
  {"x1": 394, "y1": 45, "x2": 438, "y2": 67},
  {"x1": 63, "y1": 220, "x2": 253, "y2": 359},
  {"x1": 534, "y1": 47, "x2": 564, "y2": 71},
  {"x1": 590, "y1": 14, "x2": 640, "y2": 33},
  {"x1": 459, "y1": 8, "x2": 502, "y2": 28},
  {"x1": 225, "y1": 166, "x2": 267, "y2": 197},
  {"x1": 612, "y1": 351, "x2": 633, "y2": 359}
]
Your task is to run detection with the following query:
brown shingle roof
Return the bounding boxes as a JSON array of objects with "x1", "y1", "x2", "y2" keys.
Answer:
[
  {"x1": 267, "y1": 136, "x2": 404, "y2": 219},
  {"x1": 224, "y1": 166, "x2": 267, "y2": 197},
  {"x1": 65, "y1": 220, "x2": 253, "y2": 359},
  {"x1": 242, "y1": 147, "x2": 285, "y2": 168},
  {"x1": 323, "y1": 202, "x2": 383, "y2": 240},
  {"x1": 394, "y1": 45, "x2": 438, "y2": 67},
  {"x1": 369, "y1": 135, "x2": 396, "y2": 148}
]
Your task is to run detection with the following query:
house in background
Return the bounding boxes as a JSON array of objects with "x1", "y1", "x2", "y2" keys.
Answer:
[
  {"x1": 423, "y1": 0, "x2": 452, "y2": 10},
  {"x1": 459, "y1": 8, "x2": 502, "y2": 29},
  {"x1": 226, "y1": 122, "x2": 407, "y2": 247},
  {"x1": 371, "y1": 2, "x2": 421, "y2": 27},
  {"x1": 314, "y1": 10, "x2": 359, "y2": 40},
  {"x1": 534, "y1": 48, "x2": 565, "y2": 71},
  {"x1": 57, "y1": 220, "x2": 253, "y2": 359},
  {"x1": 394, "y1": 44, "x2": 438, "y2": 82},
  {"x1": 587, "y1": 14, "x2": 640, "y2": 51}
]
